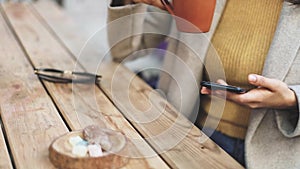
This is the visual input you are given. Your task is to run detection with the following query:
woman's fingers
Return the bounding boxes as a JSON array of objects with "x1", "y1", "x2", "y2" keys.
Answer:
[
  {"x1": 248, "y1": 74, "x2": 283, "y2": 91},
  {"x1": 200, "y1": 86, "x2": 211, "y2": 94}
]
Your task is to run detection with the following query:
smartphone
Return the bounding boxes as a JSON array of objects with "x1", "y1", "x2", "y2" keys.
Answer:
[{"x1": 201, "y1": 81, "x2": 246, "y2": 94}]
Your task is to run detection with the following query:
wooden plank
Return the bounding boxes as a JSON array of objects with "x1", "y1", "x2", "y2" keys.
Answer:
[
  {"x1": 32, "y1": 1, "x2": 244, "y2": 168},
  {"x1": 3, "y1": 2, "x2": 169, "y2": 169},
  {"x1": 0, "y1": 124, "x2": 13, "y2": 169},
  {"x1": 0, "y1": 6, "x2": 69, "y2": 169}
]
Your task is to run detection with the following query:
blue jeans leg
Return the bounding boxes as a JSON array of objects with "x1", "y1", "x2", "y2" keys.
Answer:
[{"x1": 203, "y1": 128, "x2": 246, "y2": 166}]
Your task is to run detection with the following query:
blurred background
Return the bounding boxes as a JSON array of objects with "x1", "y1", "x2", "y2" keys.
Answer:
[
  {"x1": 0, "y1": 0, "x2": 108, "y2": 42},
  {"x1": 0, "y1": 0, "x2": 163, "y2": 88}
]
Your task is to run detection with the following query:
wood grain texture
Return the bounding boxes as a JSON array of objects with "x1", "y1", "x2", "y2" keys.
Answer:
[
  {"x1": 30, "y1": 1, "x2": 244, "y2": 168},
  {"x1": 3, "y1": 2, "x2": 169, "y2": 169},
  {"x1": 0, "y1": 5, "x2": 68, "y2": 169},
  {"x1": 0, "y1": 125, "x2": 13, "y2": 169},
  {"x1": 99, "y1": 62, "x2": 244, "y2": 169}
]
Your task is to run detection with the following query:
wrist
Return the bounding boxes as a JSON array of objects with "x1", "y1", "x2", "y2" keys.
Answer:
[{"x1": 287, "y1": 88, "x2": 298, "y2": 110}]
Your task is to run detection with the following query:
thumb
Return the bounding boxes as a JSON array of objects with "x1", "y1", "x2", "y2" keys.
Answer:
[{"x1": 248, "y1": 74, "x2": 279, "y2": 91}]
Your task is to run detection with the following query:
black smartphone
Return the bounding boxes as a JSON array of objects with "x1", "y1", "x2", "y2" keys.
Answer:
[{"x1": 201, "y1": 81, "x2": 246, "y2": 94}]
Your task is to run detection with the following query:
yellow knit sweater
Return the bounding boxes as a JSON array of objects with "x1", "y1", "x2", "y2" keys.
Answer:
[{"x1": 198, "y1": 0, "x2": 283, "y2": 139}]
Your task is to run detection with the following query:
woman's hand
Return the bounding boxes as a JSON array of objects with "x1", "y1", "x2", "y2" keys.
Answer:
[{"x1": 201, "y1": 74, "x2": 298, "y2": 109}]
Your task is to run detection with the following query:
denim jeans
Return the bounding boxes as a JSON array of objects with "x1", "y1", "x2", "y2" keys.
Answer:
[{"x1": 203, "y1": 128, "x2": 246, "y2": 166}]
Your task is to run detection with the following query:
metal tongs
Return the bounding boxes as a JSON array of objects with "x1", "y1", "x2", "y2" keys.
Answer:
[{"x1": 34, "y1": 68, "x2": 101, "y2": 84}]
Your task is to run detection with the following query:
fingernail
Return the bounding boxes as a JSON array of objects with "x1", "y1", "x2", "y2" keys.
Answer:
[
  {"x1": 249, "y1": 74, "x2": 257, "y2": 82},
  {"x1": 201, "y1": 90, "x2": 209, "y2": 94}
]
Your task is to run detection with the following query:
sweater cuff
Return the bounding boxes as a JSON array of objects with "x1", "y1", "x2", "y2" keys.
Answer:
[{"x1": 275, "y1": 85, "x2": 300, "y2": 138}]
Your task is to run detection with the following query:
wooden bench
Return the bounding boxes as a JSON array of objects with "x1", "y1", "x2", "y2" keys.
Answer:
[
  {"x1": 0, "y1": 1, "x2": 244, "y2": 168},
  {"x1": 2, "y1": 2, "x2": 167, "y2": 168}
]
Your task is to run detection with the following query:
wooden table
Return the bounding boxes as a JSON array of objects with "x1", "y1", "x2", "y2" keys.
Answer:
[{"x1": 0, "y1": 1, "x2": 243, "y2": 169}]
